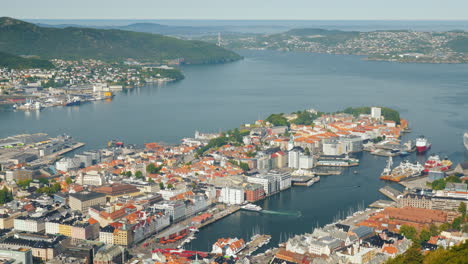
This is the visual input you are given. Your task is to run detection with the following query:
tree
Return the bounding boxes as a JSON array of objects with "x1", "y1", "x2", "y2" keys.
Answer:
[
  {"x1": 16, "y1": 179, "x2": 32, "y2": 189},
  {"x1": 159, "y1": 182, "x2": 165, "y2": 190},
  {"x1": 266, "y1": 113, "x2": 289, "y2": 126},
  {"x1": 38, "y1": 178, "x2": 49, "y2": 185},
  {"x1": 0, "y1": 186, "x2": 10, "y2": 204},
  {"x1": 148, "y1": 178, "x2": 154, "y2": 183},
  {"x1": 458, "y1": 202, "x2": 466, "y2": 218},
  {"x1": 386, "y1": 243, "x2": 423, "y2": 264},
  {"x1": 146, "y1": 163, "x2": 162, "y2": 174},
  {"x1": 125, "y1": 171, "x2": 132, "y2": 177},
  {"x1": 135, "y1": 171, "x2": 143, "y2": 179},
  {"x1": 431, "y1": 178, "x2": 446, "y2": 190},
  {"x1": 167, "y1": 183, "x2": 174, "y2": 189},
  {"x1": 65, "y1": 177, "x2": 73, "y2": 185},
  {"x1": 419, "y1": 229, "x2": 431, "y2": 243},
  {"x1": 438, "y1": 222, "x2": 451, "y2": 233},
  {"x1": 399, "y1": 225, "x2": 418, "y2": 240},
  {"x1": 452, "y1": 217, "x2": 462, "y2": 230},
  {"x1": 304, "y1": 147, "x2": 311, "y2": 156},
  {"x1": 429, "y1": 224, "x2": 439, "y2": 236},
  {"x1": 239, "y1": 162, "x2": 250, "y2": 172},
  {"x1": 421, "y1": 240, "x2": 468, "y2": 264}
]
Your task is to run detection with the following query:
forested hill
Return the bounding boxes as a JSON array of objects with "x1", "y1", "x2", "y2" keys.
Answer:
[
  {"x1": 0, "y1": 51, "x2": 54, "y2": 69},
  {"x1": 0, "y1": 17, "x2": 242, "y2": 64}
]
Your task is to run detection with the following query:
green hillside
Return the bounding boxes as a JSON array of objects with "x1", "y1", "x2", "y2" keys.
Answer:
[
  {"x1": 447, "y1": 36, "x2": 468, "y2": 52},
  {"x1": 0, "y1": 51, "x2": 54, "y2": 69},
  {"x1": 0, "y1": 17, "x2": 242, "y2": 64}
]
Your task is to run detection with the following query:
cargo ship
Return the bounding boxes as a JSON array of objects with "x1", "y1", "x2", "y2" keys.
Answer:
[
  {"x1": 416, "y1": 136, "x2": 431, "y2": 154},
  {"x1": 380, "y1": 157, "x2": 424, "y2": 182},
  {"x1": 423, "y1": 155, "x2": 452, "y2": 174}
]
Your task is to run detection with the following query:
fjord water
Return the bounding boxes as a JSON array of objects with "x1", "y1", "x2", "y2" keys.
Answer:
[{"x1": 1, "y1": 50, "x2": 468, "y2": 250}]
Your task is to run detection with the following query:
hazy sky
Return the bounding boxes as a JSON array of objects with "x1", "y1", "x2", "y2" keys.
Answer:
[{"x1": 2, "y1": 0, "x2": 468, "y2": 20}]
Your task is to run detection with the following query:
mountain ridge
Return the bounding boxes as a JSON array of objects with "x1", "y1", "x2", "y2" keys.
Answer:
[{"x1": 0, "y1": 17, "x2": 242, "y2": 64}]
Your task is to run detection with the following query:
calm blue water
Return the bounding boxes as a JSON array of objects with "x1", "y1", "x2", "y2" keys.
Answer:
[{"x1": 2, "y1": 50, "x2": 468, "y2": 251}]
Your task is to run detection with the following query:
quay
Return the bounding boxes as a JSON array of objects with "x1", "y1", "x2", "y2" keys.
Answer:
[
  {"x1": 311, "y1": 168, "x2": 342, "y2": 176},
  {"x1": 52, "y1": 142, "x2": 85, "y2": 156},
  {"x1": 197, "y1": 205, "x2": 240, "y2": 229},
  {"x1": 379, "y1": 186, "x2": 402, "y2": 201},
  {"x1": 399, "y1": 176, "x2": 430, "y2": 189}
]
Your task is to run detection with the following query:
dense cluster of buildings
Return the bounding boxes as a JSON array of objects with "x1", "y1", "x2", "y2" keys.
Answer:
[
  {"x1": 217, "y1": 30, "x2": 468, "y2": 63},
  {"x1": 0, "y1": 59, "x2": 178, "y2": 110},
  {"x1": 0, "y1": 107, "x2": 466, "y2": 264}
]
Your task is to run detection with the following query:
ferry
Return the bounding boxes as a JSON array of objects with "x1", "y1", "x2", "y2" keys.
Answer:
[
  {"x1": 380, "y1": 157, "x2": 424, "y2": 182},
  {"x1": 423, "y1": 155, "x2": 452, "y2": 173},
  {"x1": 464, "y1": 132, "x2": 468, "y2": 150},
  {"x1": 416, "y1": 136, "x2": 431, "y2": 154},
  {"x1": 241, "y1": 203, "x2": 262, "y2": 212}
]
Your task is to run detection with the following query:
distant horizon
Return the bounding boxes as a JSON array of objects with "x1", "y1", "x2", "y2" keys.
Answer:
[{"x1": 18, "y1": 18, "x2": 468, "y2": 22}]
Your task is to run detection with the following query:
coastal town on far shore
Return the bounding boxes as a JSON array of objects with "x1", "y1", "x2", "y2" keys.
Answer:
[
  {"x1": 0, "y1": 106, "x2": 466, "y2": 264},
  {"x1": 0, "y1": 59, "x2": 183, "y2": 111},
  {"x1": 201, "y1": 30, "x2": 468, "y2": 64}
]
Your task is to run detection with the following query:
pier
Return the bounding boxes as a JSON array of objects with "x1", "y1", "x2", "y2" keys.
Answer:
[{"x1": 379, "y1": 186, "x2": 402, "y2": 201}]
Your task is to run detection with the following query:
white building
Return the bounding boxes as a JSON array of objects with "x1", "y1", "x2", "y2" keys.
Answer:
[
  {"x1": 308, "y1": 236, "x2": 342, "y2": 256},
  {"x1": 371, "y1": 107, "x2": 382, "y2": 119},
  {"x1": 269, "y1": 173, "x2": 292, "y2": 191},
  {"x1": 299, "y1": 155, "x2": 314, "y2": 169},
  {"x1": 159, "y1": 188, "x2": 185, "y2": 200},
  {"x1": 246, "y1": 176, "x2": 273, "y2": 195},
  {"x1": 77, "y1": 171, "x2": 106, "y2": 186},
  {"x1": 322, "y1": 139, "x2": 344, "y2": 156},
  {"x1": 55, "y1": 157, "x2": 81, "y2": 172},
  {"x1": 288, "y1": 147, "x2": 303, "y2": 169},
  {"x1": 341, "y1": 136, "x2": 364, "y2": 153},
  {"x1": 45, "y1": 221, "x2": 59, "y2": 235},
  {"x1": 220, "y1": 187, "x2": 245, "y2": 205},
  {"x1": 14, "y1": 217, "x2": 45, "y2": 233},
  {"x1": 152, "y1": 200, "x2": 186, "y2": 222}
]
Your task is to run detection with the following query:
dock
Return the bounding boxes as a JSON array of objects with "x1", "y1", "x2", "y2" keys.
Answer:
[
  {"x1": 369, "y1": 200, "x2": 397, "y2": 208},
  {"x1": 292, "y1": 176, "x2": 319, "y2": 186},
  {"x1": 238, "y1": 234, "x2": 271, "y2": 257},
  {"x1": 379, "y1": 186, "x2": 402, "y2": 201}
]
